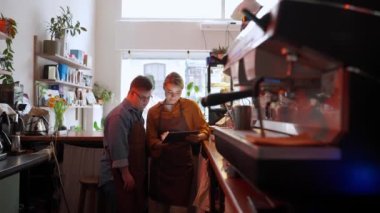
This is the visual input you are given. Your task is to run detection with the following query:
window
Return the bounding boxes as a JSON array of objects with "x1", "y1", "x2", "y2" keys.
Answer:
[
  {"x1": 144, "y1": 63, "x2": 166, "y2": 98},
  {"x1": 121, "y1": 51, "x2": 208, "y2": 120},
  {"x1": 122, "y1": 0, "x2": 242, "y2": 19}
]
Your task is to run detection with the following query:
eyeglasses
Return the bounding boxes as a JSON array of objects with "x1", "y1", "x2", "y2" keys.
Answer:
[
  {"x1": 165, "y1": 90, "x2": 182, "y2": 97},
  {"x1": 133, "y1": 91, "x2": 152, "y2": 101}
]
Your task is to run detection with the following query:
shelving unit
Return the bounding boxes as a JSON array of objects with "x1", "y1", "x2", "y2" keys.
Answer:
[
  {"x1": 36, "y1": 79, "x2": 92, "y2": 90},
  {"x1": 37, "y1": 53, "x2": 91, "y2": 70},
  {"x1": 32, "y1": 35, "x2": 103, "y2": 132},
  {"x1": 206, "y1": 55, "x2": 232, "y2": 125},
  {"x1": 33, "y1": 35, "x2": 94, "y2": 106},
  {"x1": 39, "y1": 105, "x2": 95, "y2": 110}
]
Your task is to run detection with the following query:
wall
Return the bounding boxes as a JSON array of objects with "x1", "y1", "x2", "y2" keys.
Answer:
[
  {"x1": 1, "y1": 0, "x2": 239, "y2": 119},
  {"x1": 95, "y1": 0, "x2": 240, "y2": 115},
  {"x1": 0, "y1": 0, "x2": 96, "y2": 128}
]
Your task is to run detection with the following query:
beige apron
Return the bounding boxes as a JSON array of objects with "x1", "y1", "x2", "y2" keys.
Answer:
[
  {"x1": 112, "y1": 121, "x2": 148, "y2": 213},
  {"x1": 149, "y1": 101, "x2": 194, "y2": 207}
]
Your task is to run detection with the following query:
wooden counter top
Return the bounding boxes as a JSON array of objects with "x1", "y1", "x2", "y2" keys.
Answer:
[{"x1": 21, "y1": 131, "x2": 103, "y2": 148}]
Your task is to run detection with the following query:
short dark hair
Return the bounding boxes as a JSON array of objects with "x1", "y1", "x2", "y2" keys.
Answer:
[{"x1": 130, "y1": 75, "x2": 153, "y2": 91}]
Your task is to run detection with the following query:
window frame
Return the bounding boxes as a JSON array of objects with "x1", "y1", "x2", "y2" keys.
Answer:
[{"x1": 121, "y1": 0, "x2": 242, "y2": 20}]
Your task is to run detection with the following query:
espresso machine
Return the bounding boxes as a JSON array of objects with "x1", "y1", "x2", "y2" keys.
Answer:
[{"x1": 201, "y1": 0, "x2": 380, "y2": 211}]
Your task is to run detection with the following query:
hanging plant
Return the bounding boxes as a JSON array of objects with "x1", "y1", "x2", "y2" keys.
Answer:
[
  {"x1": 211, "y1": 45, "x2": 228, "y2": 59},
  {"x1": 0, "y1": 13, "x2": 17, "y2": 84}
]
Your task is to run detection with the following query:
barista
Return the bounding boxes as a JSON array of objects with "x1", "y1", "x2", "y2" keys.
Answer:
[{"x1": 146, "y1": 72, "x2": 210, "y2": 212}]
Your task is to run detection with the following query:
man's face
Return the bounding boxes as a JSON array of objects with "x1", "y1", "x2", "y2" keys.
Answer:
[
  {"x1": 164, "y1": 83, "x2": 183, "y2": 105},
  {"x1": 131, "y1": 89, "x2": 152, "y2": 110}
]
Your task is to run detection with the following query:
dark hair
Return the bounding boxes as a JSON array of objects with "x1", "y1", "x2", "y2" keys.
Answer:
[
  {"x1": 130, "y1": 75, "x2": 153, "y2": 91},
  {"x1": 164, "y1": 72, "x2": 184, "y2": 89}
]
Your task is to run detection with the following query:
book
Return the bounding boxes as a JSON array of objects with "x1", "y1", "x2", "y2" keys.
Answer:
[{"x1": 163, "y1": 130, "x2": 199, "y2": 144}]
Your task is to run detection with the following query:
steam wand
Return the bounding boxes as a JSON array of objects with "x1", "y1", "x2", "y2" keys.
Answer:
[{"x1": 253, "y1": 77, "x2": 266, "y2": 138}]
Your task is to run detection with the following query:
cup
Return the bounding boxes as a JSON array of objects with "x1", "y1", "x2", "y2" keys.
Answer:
[{"x1": 232, "y1": 105, "x2": 252, "y2": 130}]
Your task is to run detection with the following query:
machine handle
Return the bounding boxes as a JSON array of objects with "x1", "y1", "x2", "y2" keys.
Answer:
[{"x1": 201, "y1": 90, "x2": 253, "y2": 107}]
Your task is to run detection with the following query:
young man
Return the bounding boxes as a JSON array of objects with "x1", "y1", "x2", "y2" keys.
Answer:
[{"x1": 98, "y1": 75, "x2": 153, "y2": 213}]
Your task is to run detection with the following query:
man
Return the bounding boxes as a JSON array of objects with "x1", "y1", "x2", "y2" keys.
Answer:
[{"x1": 98, "y1": 75, "x2": 153, "y2": 213}]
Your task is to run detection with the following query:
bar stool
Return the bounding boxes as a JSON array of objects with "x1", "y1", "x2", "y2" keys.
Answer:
[{"x1": 78, "y1": 176, "x2": 99, "y2": 213}]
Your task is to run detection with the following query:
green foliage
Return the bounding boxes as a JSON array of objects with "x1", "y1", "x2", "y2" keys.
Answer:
[
  {"x1": 0, "y1": 13, "x2": 17, "y2": 84},
  {"x1": 47, "y1": 6, "x2": 87, "y2": 40},
  {"x1": 211, "y1": 45, "x2": 228, "y2": 54},
  {"x1": 73, "y1": 126, "x2": 82, "y2": 132},
  {"x1": 93, "y1": 83, "x2": 113, "y2": 104},
  {"x1": 93, "y1": 117, "x2": 105, "y2": 131},
  {"x1": 186, "y1": 82, "x2": 200, "y2": 97}
]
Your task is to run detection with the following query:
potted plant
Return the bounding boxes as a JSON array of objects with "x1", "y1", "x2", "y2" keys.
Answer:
[
  {"x1": 0, "y1": 13, "x2": 17, "y2": 84},
  {"x1": 48, "y1": 96, "x2": 68, "y2": 133},
  {"x1": 93, "y1": 83, "x2": 113, "y2": 105},
  {"x1": 211, "y1": 45, "x2": 228, "y2": 60},
  {"x1": 43, "y1": 6, "x2": 87, "y2": 56}
]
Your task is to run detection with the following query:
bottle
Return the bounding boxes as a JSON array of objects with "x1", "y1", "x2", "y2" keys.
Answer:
[{"x1": 11, "y1": 132, "x2": 21, "y2": 153}]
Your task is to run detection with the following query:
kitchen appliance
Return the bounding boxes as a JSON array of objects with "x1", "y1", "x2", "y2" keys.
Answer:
[
  {"x1": 0, "y1": 81, "x2": 24, "y2": 109},
  {"x1": 201, "y1": 0, "x2": 380, "y2": 211},
  {"x1": 0, "y1": 103, "x2": 18, "y2": 159}
]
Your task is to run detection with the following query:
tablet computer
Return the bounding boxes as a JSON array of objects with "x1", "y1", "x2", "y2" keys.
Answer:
[{"x1": 163, "y1": 130, "x2": 199, "y2": 144}]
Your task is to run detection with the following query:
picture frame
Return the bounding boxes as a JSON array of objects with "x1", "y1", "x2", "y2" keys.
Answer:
[{"x1": 86, "y1": 91, "x2": 97, "y2": 105}]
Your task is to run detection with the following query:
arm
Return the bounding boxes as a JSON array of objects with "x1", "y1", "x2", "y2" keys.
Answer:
[
  {"x1": 120, "y1": 166, "x2": 135, "y2": 191},
  {"x1": 186, "y1": 100, "x2": 210, "y2": 143},
  {"x1": 146, "y1": 107, "x2": 168, "y2": 157},
  {"x1": 105, "y1": 113, "x2": 134, "y2": 189}
]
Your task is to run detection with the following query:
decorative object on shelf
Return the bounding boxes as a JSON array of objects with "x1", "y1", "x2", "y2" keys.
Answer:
[
  {"x1": 48, "y1": 96, "x2": 68, "y2": 132},
  {"x1": 0, "y1": 13, "x2": 17, "y2": 84},
  {"x1": 43, "y1": 64, "x2": 59, "y2": 80},
  {"x1": 44, "y1": 6, "x2": 87, "y2": 56},
  {"x1": 93, "y1": 83, "x2": 113, "y2": 105},
  {"x1": 35, "y1": 81, "x2": 48, "y2": 106},
  {"x1": 86, "y1": 91, "x2": 97, "y2": 105}
]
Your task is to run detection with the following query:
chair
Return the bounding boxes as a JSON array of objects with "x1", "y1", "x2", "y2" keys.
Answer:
[{"x1": 78, "y1": 176, "x2": 99, "y2": 213}]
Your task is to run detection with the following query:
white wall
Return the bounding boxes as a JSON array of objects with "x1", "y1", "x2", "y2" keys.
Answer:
[
  {"x1": 1, "y1": 0, "x2": 239, "y2": 118},
  {"x1": 0, "y1": 0, "x2": 96, "y2": 128},
  {"x1": 96, "y1": 0, "x2": 239, "y2": 115}
]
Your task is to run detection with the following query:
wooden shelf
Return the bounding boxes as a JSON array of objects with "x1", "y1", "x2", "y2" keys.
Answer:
[
  {"x1": 37, "y1": 79, "x2": 92, "y2": 90},
  {"x1": 0, "y1": 69, "x2": 12, "y2": 76},
  {"x1": 37, "y1": 53, "x2": 91, "y2": 70},
  {"x1": 0, "y1": 31, "x2": 10, "y2": 40},
  {"x1": 38, "y1": 105, "x2": 96, "y2": 110}
]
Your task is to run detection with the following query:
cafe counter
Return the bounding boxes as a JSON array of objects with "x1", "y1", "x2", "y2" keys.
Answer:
[{"x1": 20, "y1": 131, "x2": 104, "y2": 213}]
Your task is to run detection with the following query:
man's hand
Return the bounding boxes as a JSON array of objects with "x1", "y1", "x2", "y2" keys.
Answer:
[{"x1": 121, "y1": 167, "x2": 135, "y2": 191}]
